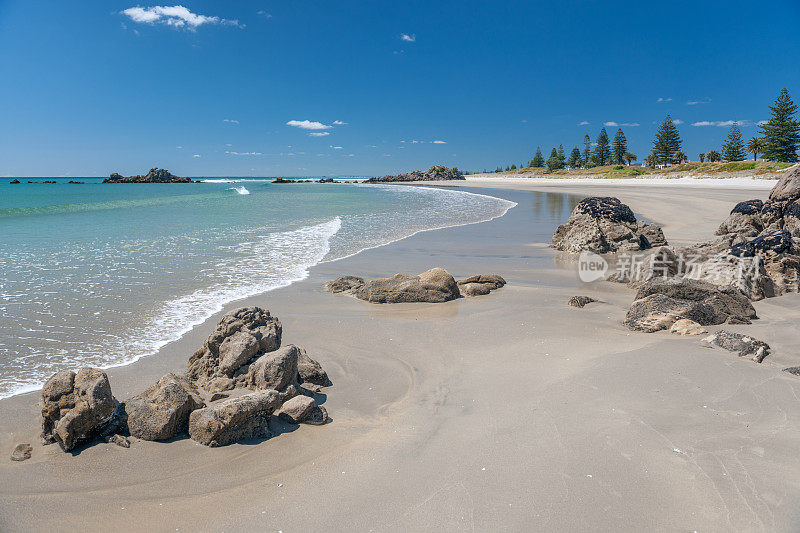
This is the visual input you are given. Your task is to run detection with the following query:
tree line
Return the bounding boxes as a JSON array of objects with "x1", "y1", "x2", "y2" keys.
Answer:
[{"x1": 493, "y1": 87, "x2": 799, "y2": 172}]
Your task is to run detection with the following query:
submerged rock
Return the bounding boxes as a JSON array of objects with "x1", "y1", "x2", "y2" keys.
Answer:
[
  {"x1": 125, "y1": 373, "x2": 204, "y2": 441},
  {"x1": 10, "y1": 443, "x2": 32, "y2": 462},
  {"x1": 188, "y1": 390, "x2": 281, "y2": 447},
  {"x1": 354, "y1": 268, "x2": 461, "y2": 303},
  {"x1": 9, "y1": 179, "x2": 20, "y2": 184},
  {"x1": 701, "y1": 331, "x2": 770, "y2": 362},
  {"x1": 41, "y1": 368, "x2": 119, "y2": 451},
  {"x1": 568, "y1": 296, "x2": 597, "y2": 308},
  {"x1": 552, "y1": 196, "x2": 667, "y2": 253}
]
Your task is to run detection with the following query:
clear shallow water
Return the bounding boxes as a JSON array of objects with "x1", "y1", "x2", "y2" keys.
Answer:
[{"x1": 0, "y1": 178, "x2": 515, "y2": 399}]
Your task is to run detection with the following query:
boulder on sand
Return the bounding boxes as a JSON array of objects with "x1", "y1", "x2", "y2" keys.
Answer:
[
  {"x1": 10, "y1": 443, "x2": 32, "y2": 462},
  {"x1": 125, "y1": 373, "x2": 205, "y2": 441},
  {"x1": 568, "y1": 296, "x2": 596, "y2": 308},
  {"x1": 701, "y1": 330, "x2": 770, "y2": 362},
  {"x1": 670, "y1": 318, "x2": 707, "y2": 335},
  {"x1": 552, "y1": 196, "x2": 667, "y2": 253},
  {"x1": 354, "y1": 268, "x2": 461, "y2": 303},
  {"x1": 41, "y1": 368, "x2": 119, "y2": 451},
  {"x1": 246, "y1": 344, "x2": 300, "y2": 392},
  {"x1": 274, "y1": 395, "x2": 316, "y2": 424},
  {"x1": 325, "y1": 276, "x2": 365, "y2": 294},
  {"x1": 188, "y1": 390, "x2": 281, "y2": 446},
  {"x1": 297, "y1": 347, "x2": 331, "y2": 386},
  {"x1": 188, "y1": 307, "x2": 282, "y2": 385},
  {"x1": 457, "y1": 274, "x2": 506, "y2": 297},
  {"x1": 624, "y1": 278, "x2": 756, "y2": 332}
]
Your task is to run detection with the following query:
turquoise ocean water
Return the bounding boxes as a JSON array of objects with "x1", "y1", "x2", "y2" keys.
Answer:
[{"x1": 0, "y1": 178, "x2": 515, "y2": 399}]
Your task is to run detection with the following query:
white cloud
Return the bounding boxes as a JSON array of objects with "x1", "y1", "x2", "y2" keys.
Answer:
[
  {"x1": 401, "y1": 33, "x2": 416, "y2": 42},
  {"x1": 687, "y1": 98, "x2": 711, "y2": 105},
  {"x1": 256, "y1": 10, "x2": 272, "y2": 18},
  {"x1": 344, "y1": 153, "x2": 355, "y2": 157},
  {"x1": 192, "y1": 154, "x2": 201, "y2": 158},
  {"x1": 432, "y1": 140, "x2": 447, "y2": 144},
  {"x1": 383, "y1": 154, "x2": 392, "y2": 157},
  {"x1": 692, "y1": 120, "x2": 749, "y2": 127},
  {"x1": 604, "y1": 121, "x2": 640, "y2": 127},
  {"x1": 757, "y1": 120, "x2": 768, "y2": 126},
  {"x1": 366, "y1": 145, "x2": 377, "y2": 148},
  {"x1": 672, "y1": 119, "x2": 684, "y2": 125},
  {"x1": 332, "y1": 120, "x2": 347, "y2": 125},
  {"x1": 604, "y1": 121, "x2": 618, "y2": 127},
  {"x1": 286, "y1": 120, "x2": 331, "y2": 130},
  {"x1": 176, "y1": 145, "x2": 183, "y2": 149},
  {"x1": 223, "y1": 118, "x2": 239, "y2": 124},
  {"x1": 308, "y1": 132, "x2": 330, "y2": 137},
  {"x1": 577, "y1": 121, "x2": 590, "y2": 126},
  {"x1": 657, "y1": 97, "x2": 673, "y2": 103},
  {"x1": 121, "y1": 5, "x2": 243, "y2": 30},
  {"x1": 225, "y1": 151, "x2": 263, "y2": 156},
  {"x1": 330, "y1": 145, "x2": 343, "y2": 150}
]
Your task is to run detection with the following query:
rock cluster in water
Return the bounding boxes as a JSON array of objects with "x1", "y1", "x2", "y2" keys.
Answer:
[
  {"x1": 552, "y1": 196, "x2": 667, "y2": 253},
  {"x1": 35, "y1": 307, "x2": 330, "y2": 454},
  {"x1": 326, "y1": 269, "x2": 505, "y2": 303},
  {"x1": 365, "y1": 165, "x2": 465, "y2": 183},
  {"x1": 103, "y1": 168, "x2": 193, "y2": 183}
]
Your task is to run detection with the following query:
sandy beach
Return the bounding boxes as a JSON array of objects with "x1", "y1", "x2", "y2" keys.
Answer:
[{"x1": 3, "y1": 180, "x2": 800, "y2": 532}]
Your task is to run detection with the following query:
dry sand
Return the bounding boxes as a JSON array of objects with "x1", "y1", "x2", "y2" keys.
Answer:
[{"x1": 2, "y1": 181, "x2": 800, "y2": 532}]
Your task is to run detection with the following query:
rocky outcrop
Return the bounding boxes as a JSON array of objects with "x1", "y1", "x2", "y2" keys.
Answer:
[
  {"x1": 9, "y1": 179, "x2": 20, "y2": 184},
  {"x1": 41, "y1": 368, "x2": 120, "y2": 451},
  {"x1": 701, "y1": 331, "x2": 770, "y2": 362},
  {"x1": 325, "y1": 276, "x2": 365, "y2": 294},
  {"x1": 353, "y1": 268, "x2": 461, "y2": 303},
  {"x1": 125, "y1": 373, "x2": 204, "y2": 441},
  {"x1": 568, "y1": 296, "x2": 596, "y2": 308},
  {"x1": 10, "y1": 443, "x2": 32, "y2": 462},
  {"x1": 457, "y1": 274, "x2": 506, "y2": 296},
  {"x1": 716, "y1": 200, "x2": 765, "y2": 238},
  {"x1": 188, "y1": 307, "x2": 282, "y2": 386},
  {"x1": 365, "y1": 165, "x2": 464, "y2": 183},
  {"x1": 103, "y1": 168, "x2": 193, "y2": 183},
  {"x1": 552, "y1": 197, "x2": 667, "y2": 253},
  {"x1": 297, "y1": 348, "x2": 331, "y2": 386},
  {"x1": 624, "y1": 278, "x2": 756, "y2": 332},
  {"x1": 188, "y1": 390, "x2": 281, "y2": 447}
]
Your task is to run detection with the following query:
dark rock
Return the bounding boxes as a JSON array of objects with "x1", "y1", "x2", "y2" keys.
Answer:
[
  {"x1": 187, "y1": 307, "x2": 282, "y2": 385},
  {"x1": 246, "y1": 345, "x2": 300, "y2": 392},
  {"x1": 297, "y1": 348, "x2": 331, "y2": 386},
  {"x1": 354, "y1": 268, "x2": 460, "y2": 303},
  {"x1": 716, "y1": 199, "x2": 764, "y2": 238},
  {"x1": 125, "y1": 373, "x2": 204, "y2": 441},
  {"x1": 568, "y1": 296, "x2": 596, "y2": 308},
  {"x1": 188, "y1": 390, "x2": 281, "y2": 446},
  {"x1": 317, "y1": 178, "x2": 338, "y2": 183},
  {"x1": 10, "y1": 443, "x2": 32, "y2": 462},
  {"x1": 325, "y1": 276, "x2": 365, "y2": 294},
  {"x1": 552, "y1": 196, "x2": 667, "y2": 253},
  {"x1": 731, "y1": 229, "x2": 795, "y2": 257},
  {"x1": 784, "y1": 200, "x2": 800, "y2": 238},
  {"x1": 365, "y1": 165, "x2": 464, "y2": 183},
  {"x1": 103, "y1": 168, "x2": 193, "y2": 184},
  {"x1": 10, "y1": 179, "x2": 20, "y2": 184},
  {"x1": 783, "y1": 367, "x2": 800, "y2": 376},
  {"x1": 272, "y1": 178, "x2": 298, "y2": 183},
  {"x1": 275, "y1": 395, "x2": 316, "y2": 424},
  {"x1": 41, "y1": 368, "x2": 119, "y2": 451},
  {"x1": 701, "y1": 331, "x2": 770, "y2": 362},
  {"x1": 303, "y1": 405, "x2": 329, "y2": 425}
]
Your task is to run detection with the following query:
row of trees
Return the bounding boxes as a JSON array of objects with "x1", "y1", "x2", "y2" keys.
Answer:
[{"x1": 494, "y1": 87, "x2": 799, "y2": 172}]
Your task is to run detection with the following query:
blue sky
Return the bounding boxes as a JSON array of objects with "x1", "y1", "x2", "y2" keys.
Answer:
[{"x1": 1, "y1": 0, "x2": 799, "y2": 177}]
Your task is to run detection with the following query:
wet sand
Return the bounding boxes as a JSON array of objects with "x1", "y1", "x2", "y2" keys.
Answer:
[{"x1": 2, "y1": 183, "x2": 800, "y2": 532}]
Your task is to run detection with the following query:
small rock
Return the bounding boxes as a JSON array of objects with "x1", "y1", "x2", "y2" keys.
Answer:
[
  {"x1": 275, "y1": 395, "x2": 316, "y2": 424},
  {"x1": 701, "y1": 330, "x2": 771, "y2": 362},
  {"x1": 325, "y1": 276, "x2": 365, "y2": 294},
  {"x1": 303, "y1": 405, "x2": 329, "y2": 425},
  {"x1": 783, "y1": 367, "x2": 800, "y2": 376},
  {"x1": 106, "y1": 434, "x2": 130, "y2": 448},
  {"x1": 457, "y1": 275, "x2": 506, "y2": 297},
  {"x1": 10, "y1": 443, "x2": 32, "y2": 462},
  {"x1": 670, "y1": 319, "x2": 707, "y2": 336},
  {"x1": 568, "y1": 296, "x2": 596, "y2": 308},
  {"x1": 209, "y1": 392, "x2": 229, "y2": 402}
]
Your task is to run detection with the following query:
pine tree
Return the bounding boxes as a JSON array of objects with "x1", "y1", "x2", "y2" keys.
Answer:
[
  {"x1": 532, "y1": 147, "x2": 545, "y2": 167},
  {"x1": 582, "y1": 134, "x2": 591, "y2": 167},
  {"x1": 593, "y1": 128, "x2": 610, "y2": 166},
  {"x1": 612, "y1": 129, "x2": 627, "y2": 165},
  {"x1": 699, "y1": 153, "x2": 705, "y2": 163},
  {"x1": 760, "y1": 88, "x2": 800, "y2": 162},
  {"x1": 567, "y1": 147, "x2": 582, "y2": 168},
  {"x1": 721, "y1": 122, "x2": 746, "y2": 161},
  {"x1": 652, "y1": 115, "x2": 682, "y2": 166},
  {"x1": 546, "y1": 147, "x2": 564, "y2": 170},
  {"x1": 557, "y1": 144, "x2": 566, "y2": 166}
]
